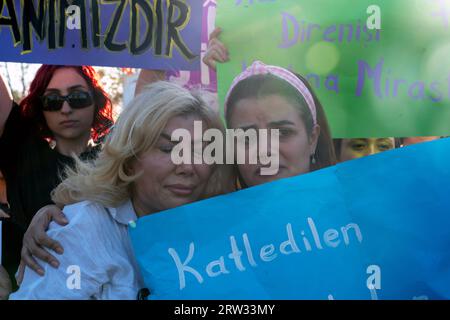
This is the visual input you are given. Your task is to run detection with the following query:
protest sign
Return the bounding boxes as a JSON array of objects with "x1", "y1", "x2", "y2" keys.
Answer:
[
  {"x1": 130, "y1": 138, "x2": 450, "y2": 299},
  {"x1": 166, "y1": 0, "x2": 217, "y2": 92},
  {"x1": 216, "y1": 0, "x2": 450, "y2": 138},
  {"x1": 0, "y1": 0, "x2": 202, "y2": 70}
]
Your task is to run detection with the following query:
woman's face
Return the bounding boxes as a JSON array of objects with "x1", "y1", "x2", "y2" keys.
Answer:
[
  {"x1": 130, "y1": 115, "x2": 213, "y2": 216},
  {"x1": 338, "y1": 138, "x2": 395, "y2": 161},
  {"x1": 228, "y1": 94, "x2": 319, "y2": 187},
  {"x1": 42, "y1": 68, "x2": 95, "y2": 142}
]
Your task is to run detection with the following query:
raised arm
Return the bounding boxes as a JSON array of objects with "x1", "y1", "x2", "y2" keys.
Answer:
[
  {"x1": 134, "y1": 69, "x2": 166, "y2": 97},
  {"x1": 0, "y1": 71, "x2": 13, "y2": 137},
  {"x1": 10, "y1": 205, "x2": 107, "y2": 299}
]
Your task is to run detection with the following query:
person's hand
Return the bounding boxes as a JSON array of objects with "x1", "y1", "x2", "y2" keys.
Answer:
[
  {"x1": 0, "y1": 208, "x2": 9, "y2": 219},
  {"x1": 134, "y1": 69, "x2": 166, "y2": 97},
  {"x1": 0, "y1": 265, "x2": 12, "y2": 300},
  {"x1": 16, "y1": 204, "x2": 68, "y2": 285},
  {"x1": 203, "y1": 27, "x2": 229, "y2": 71},
  {"x1": 0, "y1": 200, "x2": 10, "y2": 219}
]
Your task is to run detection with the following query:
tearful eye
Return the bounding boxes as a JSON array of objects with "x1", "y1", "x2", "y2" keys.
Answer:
[
  {"x1": 278, "y1": 128, "x2": 294, "y2": 138},
  {"x1": 378, "y1": 144, "x2": 393, "y2": 151},
  {"x1": 351, "y1": 143, "x2": 366, "y2": 151},
  {"x1": 159, "y1": 145, "x2": 173, "y2": 153}
]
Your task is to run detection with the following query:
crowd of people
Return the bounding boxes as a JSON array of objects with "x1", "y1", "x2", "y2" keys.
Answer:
[{"x1": 0, "y1": 28, "x2": 444, "y2": 300}]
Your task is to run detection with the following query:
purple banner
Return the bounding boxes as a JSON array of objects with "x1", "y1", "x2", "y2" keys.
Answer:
[
  {"x1": 166, "y1": 0, "x2": 217, "y2": 92},
  {"x1": 0, "y1": 0, "x2": 202, "y2": 70}
]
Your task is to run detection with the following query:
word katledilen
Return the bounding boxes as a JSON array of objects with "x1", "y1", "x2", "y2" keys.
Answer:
[
  {"x1": 170, "y1": 121, "x2": 280, "y2": 175},
  {"x1": 0, "y1": 0, "x2": 195, "y2": 58},
  {"x1": 168, "y1": 217, "x2": 363, "y2": 291}
]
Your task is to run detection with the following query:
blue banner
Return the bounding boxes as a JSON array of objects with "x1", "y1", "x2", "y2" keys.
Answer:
[
  {"x1": 0, "y1": 0, "x2": 202, "y2": 70},
  {"x1": 130, "y1": 138, "x2": 450, "y2": 299}
]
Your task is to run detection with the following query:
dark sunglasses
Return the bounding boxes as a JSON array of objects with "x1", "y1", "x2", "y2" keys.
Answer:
[{"x1": 41, "y1": 91, "x2": 93, "y2": 111}]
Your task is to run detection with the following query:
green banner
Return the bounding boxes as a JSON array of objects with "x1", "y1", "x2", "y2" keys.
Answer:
[{"x1": 216, "y1": 0, "x2": 450, "y2": 138}]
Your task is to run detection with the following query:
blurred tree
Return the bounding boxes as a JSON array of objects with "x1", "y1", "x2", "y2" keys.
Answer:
[
  {"x1": 95, "y1": 67, "x2": 136, "y2": 118},
  {"x1": 1, "y1": 62, "x2": 30, "y2": 102},
  {"x1": 19, "y1": 63, "x2": 28, "y2": 98}
]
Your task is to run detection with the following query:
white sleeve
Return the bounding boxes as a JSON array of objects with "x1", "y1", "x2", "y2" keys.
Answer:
[{"x1": 9, "y1": 204, "x2": 110, "y2": 300}]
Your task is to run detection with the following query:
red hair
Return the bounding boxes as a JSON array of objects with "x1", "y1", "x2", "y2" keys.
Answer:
[{"x1": 20, "y1": 65, "x2": 113, "y2": 142}]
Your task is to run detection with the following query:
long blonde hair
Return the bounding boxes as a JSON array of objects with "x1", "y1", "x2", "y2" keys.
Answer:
[{"x1": 52, "y1": 81, "x2": 235, "y2": 207}]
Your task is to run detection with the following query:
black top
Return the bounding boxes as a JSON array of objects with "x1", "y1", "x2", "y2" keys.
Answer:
[{"x1": 0, "y1": 102, "x2": 100, "y2": 278}]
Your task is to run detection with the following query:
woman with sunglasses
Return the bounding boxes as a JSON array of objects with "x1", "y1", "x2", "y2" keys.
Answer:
[{"x1": 0, "y1": 65, "x2": 113, "y2": 288}]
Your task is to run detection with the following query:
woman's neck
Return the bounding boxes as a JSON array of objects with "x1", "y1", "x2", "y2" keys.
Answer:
[
  {"x1": 131, "y1": 196, "x2": 156, "y2": 218},
  {"x1": 54, "y1": 132, "x2": 91, "y2": 157}
]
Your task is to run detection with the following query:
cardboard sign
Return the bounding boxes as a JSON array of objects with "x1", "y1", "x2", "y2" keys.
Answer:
[
  {"x1": 0, "y1": 0, "x2": 202, "y2": 70},
  {"x1": 216, "y1": 0, "x2": 450, "y2": 137}
]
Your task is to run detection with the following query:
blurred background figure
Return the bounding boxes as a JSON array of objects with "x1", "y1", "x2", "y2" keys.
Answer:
[
  {"x1": 334, "y1": 138, "x2": 400, "y2": 162},
  {"x1": 401, "y1": 136, "x2": 441, "y2": 146}
]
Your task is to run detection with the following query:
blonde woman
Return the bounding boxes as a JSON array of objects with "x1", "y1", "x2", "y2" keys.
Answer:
[{"x1": 10, "y1": 82, "x2": 234, "y2": 299}]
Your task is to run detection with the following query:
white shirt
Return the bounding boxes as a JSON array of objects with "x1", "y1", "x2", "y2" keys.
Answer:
[{"x1": 10, "y1": 200, "x2": 144, "y2": 300}]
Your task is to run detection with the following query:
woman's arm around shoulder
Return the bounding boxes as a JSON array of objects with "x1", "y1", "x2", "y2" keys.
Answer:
[{"x1": 9, "y1": 201, "x2": 112, "y2": 300}]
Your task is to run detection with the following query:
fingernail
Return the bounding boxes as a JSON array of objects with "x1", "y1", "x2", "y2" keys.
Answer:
[
  {"x1": 38, "y1": 269, "x2": 45, "y2": 276},
  {"x1": 51, "y1": 261, "x2": 59, "y2": 268},
  {"x1": 56, "y1": 248, "x2": 64, "y2": 254}
]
